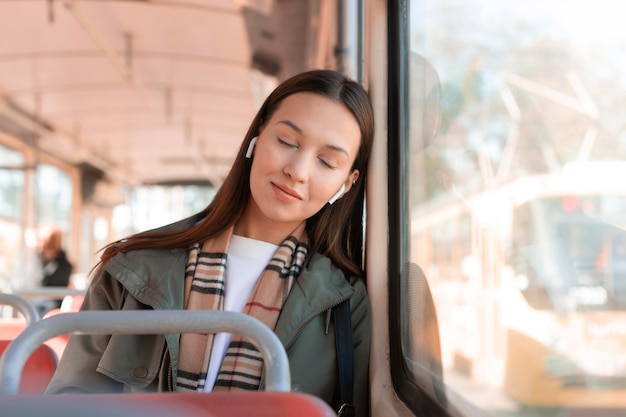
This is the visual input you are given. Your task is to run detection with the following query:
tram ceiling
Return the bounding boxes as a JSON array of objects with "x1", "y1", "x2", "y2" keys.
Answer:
[{"x1": 0, "y1": 0, "x2": 325, "y2": 189}]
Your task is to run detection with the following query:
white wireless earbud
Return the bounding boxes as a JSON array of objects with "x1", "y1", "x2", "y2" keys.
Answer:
[
  {"x1": 245, "y1": 136, "x2": 258, "y2": 159},
  {"x1": 328, "y1": 184, "x2": 346, "y2": 205}
]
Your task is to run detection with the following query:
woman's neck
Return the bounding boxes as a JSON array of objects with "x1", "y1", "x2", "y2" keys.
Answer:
[{"x1": 235, "y1": 206, "x2": 304, "y2": 245}]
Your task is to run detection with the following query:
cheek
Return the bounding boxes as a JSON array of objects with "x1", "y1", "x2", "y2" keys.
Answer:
[
  {"x1": 309, "y1": 176, "x2": 342, "y2": 203},
  {"x1": 252, "y1": 141, "x2": 282, "y2": 172},
  {"x1": 250, "y1": 143, "x2": 273, "y2": 174},
  {"x1": 248, "y1": 152, "x2": 279, "y2": 196},
  {"x1": 248, "y1": 161, "x2": 265, "y2": 195}
]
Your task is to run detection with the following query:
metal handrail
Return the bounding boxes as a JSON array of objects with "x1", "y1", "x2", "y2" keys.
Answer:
[
  {"x1": 0, "y1": 294, "x2": 40, "y2": 325},
  {"x1": 0, "y1": 310, "x2": 290, "y2": 395},
  {"x1": 13, "y1": 288, "x2": 86, "y2": 300}
]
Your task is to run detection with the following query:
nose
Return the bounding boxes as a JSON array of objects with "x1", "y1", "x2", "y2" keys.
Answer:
[{"x1": 283, "y1": 152, "x2": 311, "y2": 182}]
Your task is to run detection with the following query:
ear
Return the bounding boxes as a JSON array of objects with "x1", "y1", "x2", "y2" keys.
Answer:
[{"x1": 343, "y1": 169, "x2": 360, "y2": 194}]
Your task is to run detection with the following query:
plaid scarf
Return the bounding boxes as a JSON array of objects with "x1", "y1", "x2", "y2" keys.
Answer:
[{"x1": 176, "y1": 224, "x2": 309, "y2": 392}]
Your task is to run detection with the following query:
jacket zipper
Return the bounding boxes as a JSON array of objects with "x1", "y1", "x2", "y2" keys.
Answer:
[{"x1": 168, "y1": 362, "x2": 173, "y2": 392}]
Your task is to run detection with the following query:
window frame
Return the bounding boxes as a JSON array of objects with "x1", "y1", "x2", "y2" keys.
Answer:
[{"x1": 387, "y1": 0, "x2": 451, "y2": 415}]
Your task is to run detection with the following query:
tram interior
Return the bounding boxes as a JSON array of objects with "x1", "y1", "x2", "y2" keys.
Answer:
[{"x1": 0, "y1": 0, "x2": 336, "y2": 290}]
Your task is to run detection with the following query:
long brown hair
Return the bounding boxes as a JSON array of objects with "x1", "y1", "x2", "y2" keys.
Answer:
[{"x1": 99, "y1": 69, "x2": 374, "y2": 276}]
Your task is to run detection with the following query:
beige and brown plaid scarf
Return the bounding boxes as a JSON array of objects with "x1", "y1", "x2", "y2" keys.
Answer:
[{"x1": 176, "y1": 223, "x2": 308, "y2": 392}]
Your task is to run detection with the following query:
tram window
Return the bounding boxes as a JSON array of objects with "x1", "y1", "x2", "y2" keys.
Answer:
[
  {"x1": 125, "y1": 185, "x2": 217, "y2": 233},
  {"x1": 396, "y1": 0, "x2": 626, "y2": 416},
  {"x1": 35, "y1": 164, "x2": 72, "y2": 228},
  {"x1": 0, "y1": 144, "x2": 25, "y2": 218},
  {"x1": 0, "y1": 144, "x2": 25, "y2": 291}
]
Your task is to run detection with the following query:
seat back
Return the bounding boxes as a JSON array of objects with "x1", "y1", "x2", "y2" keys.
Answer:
[
  {"x1": 0, "y1": 392, "x2": 336, "y2": 417},
  {"x1": 0, "y1": 340, "x2": 57, "y2": 394},
  {"x1": 0, "y1": 318, "x2": 27, "y2": 341},
  {"x1": 0, "y1": 310, "x2": 336, "y2": 415}
]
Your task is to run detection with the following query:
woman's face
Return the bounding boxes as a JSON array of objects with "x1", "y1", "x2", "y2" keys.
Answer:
[{"x1": 245, "y1": 92, "x2": 361, "y2": 238}]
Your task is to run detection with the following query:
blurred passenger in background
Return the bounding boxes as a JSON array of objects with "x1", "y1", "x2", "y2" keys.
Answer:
[{"x1": 36, "y1": 225, "x2": 73, "y2": 315}]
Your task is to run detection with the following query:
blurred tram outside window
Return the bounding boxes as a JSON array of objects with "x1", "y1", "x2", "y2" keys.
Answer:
[{"x1": 399, "y1": 0, "x2": 626, "y2": 415}]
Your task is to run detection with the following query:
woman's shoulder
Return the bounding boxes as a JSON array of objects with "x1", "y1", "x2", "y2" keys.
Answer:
[
  {"x1": 306, "y1": 252, "x2": 367, "y2": 293},
  {"x1": 306, "y1": 252, "x2": 344, "y2": 275},
  {"x1": 103, "y1": 216, "x2": 202, "y2": 279}
]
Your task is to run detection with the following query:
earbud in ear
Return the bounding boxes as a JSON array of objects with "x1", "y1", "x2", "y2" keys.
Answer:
[
  {"x1": 328, "y1": 184, "x2": 346, "y2": 205},
  {"x1": 245, "y1": 136, "x2": 258, "y2": 159}
]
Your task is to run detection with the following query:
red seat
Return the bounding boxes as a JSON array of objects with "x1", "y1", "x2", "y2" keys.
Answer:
[
  {"x1": 0, "y1": 317, "x2": 67, "y2": 361},
  {"x1": 0, "y1": 340, "x2": 58, "y2": 394},
  {"x1": 0, "y1": 318, "x2": 27, "y2": 341},
  {"x1": 39, "y1": 297, "x2": 85, "y2": 360},
  {"x1": 0, "y1": 392, "x2": 336, "y2": 417}
]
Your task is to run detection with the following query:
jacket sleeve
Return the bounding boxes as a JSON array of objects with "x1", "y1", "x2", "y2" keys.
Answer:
[
  {"x1": 45, "y1": 264, "x2": 127, "y2": 394},
  {"x1": 350, "y1": 277, "x2": 373, "y2": 417}
]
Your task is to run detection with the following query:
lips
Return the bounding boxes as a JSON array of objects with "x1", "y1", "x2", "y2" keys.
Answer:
[{"x1": 272, "y1": 183, "x2": 303, "y2": 201}]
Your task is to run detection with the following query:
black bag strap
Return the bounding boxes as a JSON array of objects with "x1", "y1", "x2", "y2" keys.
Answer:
[{"x1": 334, "y1": 298, "x2": 355, "y2": 417}]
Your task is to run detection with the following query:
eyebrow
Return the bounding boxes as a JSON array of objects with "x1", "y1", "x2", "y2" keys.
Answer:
[
  {"x1": 276, "y1": 119, "x2": 351, "y2": 157},
  {"x1": 277, "y1": 120, "x2": 302, "y2": 134}
]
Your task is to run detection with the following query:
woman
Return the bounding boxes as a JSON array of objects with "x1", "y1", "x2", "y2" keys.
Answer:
[{"x1": 46, "y1": 69, "x2": 374, "y2": 416}]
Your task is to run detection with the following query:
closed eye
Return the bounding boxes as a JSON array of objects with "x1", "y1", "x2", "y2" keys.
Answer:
[
  {"x1": 278, "y1": 137, "x2": 298, "y2": 148},
  {"x1": 318, "y1": 158, "x2": 336, "y2": 169},
  {"x1": 277, "y1": 136, "x2": 337, "y2": 168}
]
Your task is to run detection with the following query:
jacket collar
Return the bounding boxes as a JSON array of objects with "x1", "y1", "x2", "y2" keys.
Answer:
[
  {"x1": 274, "y1": 253, "x2": 355, "y2": 346},
  {"x1": 104, "y1": 214, "x2": 356, "y2": 321},
  {"x1": 104, "y1": 213, "x2": 203, "y2": 310}
]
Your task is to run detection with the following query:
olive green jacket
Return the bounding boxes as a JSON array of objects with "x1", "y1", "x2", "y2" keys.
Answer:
[{"x1": 46, "y1": 216, "x2": 372, "y2": 416}]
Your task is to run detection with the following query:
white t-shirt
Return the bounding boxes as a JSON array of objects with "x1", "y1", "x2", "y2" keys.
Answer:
[{"x1": 203, "y1": 234, "x2": 278, "y2": 391}]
